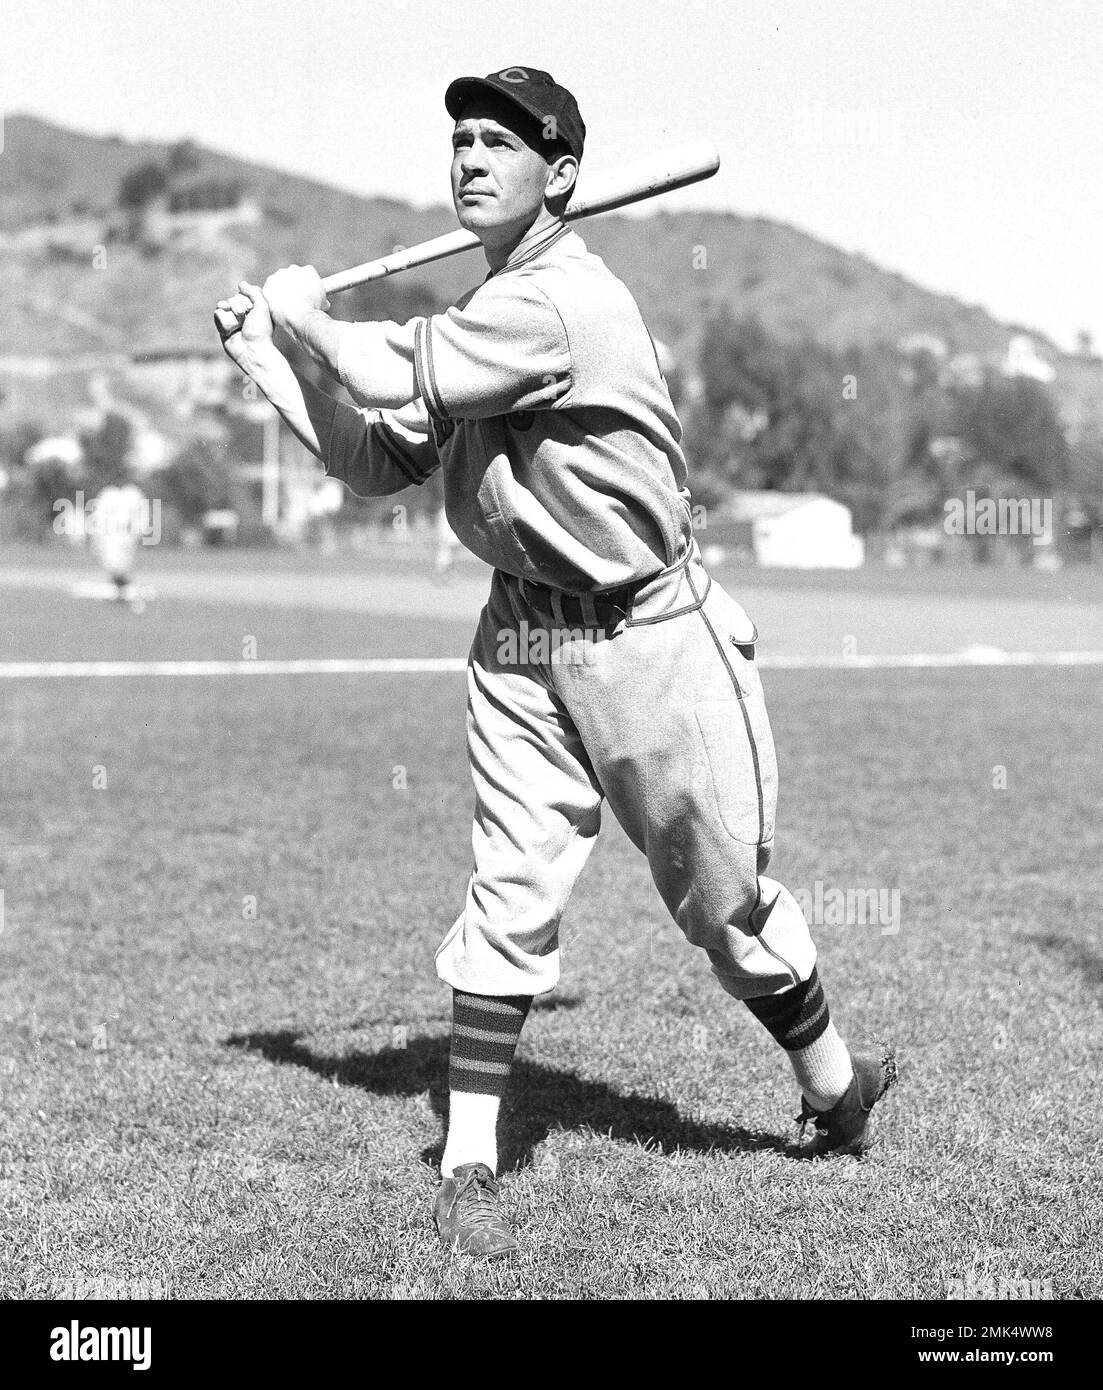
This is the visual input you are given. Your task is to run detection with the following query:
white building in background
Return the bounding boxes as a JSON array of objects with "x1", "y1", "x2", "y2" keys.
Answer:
[
  {"x1": 1001, "y1": 335, "x2": 1056, "y2": 383},
  {"x1": 25, "y1": 435, "x2": 83, "y2": 468},
  {"x1": 897, "y1": 332, "x2": 950, "y2": 361},
  {"x1": 703, "y1": 491, "x2": 865, "y2": 569}
]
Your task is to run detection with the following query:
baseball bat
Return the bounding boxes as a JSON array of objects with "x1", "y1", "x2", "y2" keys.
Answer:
[{"x1": 215, "y1": 140, "x2": 719, "y2": 334}]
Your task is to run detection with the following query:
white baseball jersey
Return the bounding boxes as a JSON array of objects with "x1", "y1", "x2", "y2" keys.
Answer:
[
  {"x1": 325, "y1": 226, "x2": 694, "y2": 592},
  {"x1": 90, "y1": 484, "x2": 146, "y2": 572}
]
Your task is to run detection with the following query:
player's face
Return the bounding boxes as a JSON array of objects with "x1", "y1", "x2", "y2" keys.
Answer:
[{"x1": 451, "y1": 98, "x2": 556, "y2": 241}]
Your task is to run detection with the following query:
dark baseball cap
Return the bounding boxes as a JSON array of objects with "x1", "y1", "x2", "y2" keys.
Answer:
[{"x1": 445, "y1": 66, "x2": 585, "y2": 162}]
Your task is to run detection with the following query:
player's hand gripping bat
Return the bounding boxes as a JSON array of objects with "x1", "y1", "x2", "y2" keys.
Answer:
[{"x1": 213, "y1": 141, "x2": 719, "y2": 338}]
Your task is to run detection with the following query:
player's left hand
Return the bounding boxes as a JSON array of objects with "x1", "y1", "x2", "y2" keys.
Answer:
[
  {"x1": 261, "y1": 264, "x2": 330, "y2": 334},
  {"x1": 214, "y1": 281, "x2": 273, "y2": 365}
]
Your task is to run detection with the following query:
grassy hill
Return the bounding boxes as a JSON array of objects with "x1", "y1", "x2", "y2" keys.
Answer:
[{"x1": 2, "y1": 113, "x2": 1099, "y2": 420}]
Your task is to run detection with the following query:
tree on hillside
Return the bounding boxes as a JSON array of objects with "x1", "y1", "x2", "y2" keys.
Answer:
[
  {"x1": 1, "y1": 423, "x2": 78, "y2": 533},
  {"x1": 696, "y1": 313, "x2": 784, "y2": 419},
  {"x1": 735, "y1": 337, "x2": 845, "y2": 496},
  {"x1": 1067, "y1": 424, "x2": 1103, "y2": 525},
  {"x1": 153, "y1": 438, "x2": 238, "y2": 526},
  {"x1": 948, "y1": 375, "x2": 1070, "y2": 495},
  {"x1": 1066, "y1": 428, "x2": 1100, "y2": 525},
  {"x1": 681, "y1": 308, "x2": 1081, "y2": 536},
  {"x1": 833, "y1": 344, "x2": 919, "y2": 531},
  {"x1": 117, "y1": 160, "x2": 168, "y2": 210},
  {"x1": 27, "y1": 458, "x2": 80, "y2": 530},
  {"x1": 168, "y1": 177, "x2": 245, "y2": 212},
  {"x1": 681, "y1": 312, "x2": 789, "y2": 504},
  {"x1": 683, "y1": 310, "x2": 911, "y2": 528},
  {"x1": 0, "y1": 420, "x2": 47, "y2": 470},
  {"x1": 167, "y1": 139, "x2": 202, "y2": 176}
]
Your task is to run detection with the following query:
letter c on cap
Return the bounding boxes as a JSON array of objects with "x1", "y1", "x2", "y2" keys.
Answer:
[{"x1": 497, "y1": 67, "x2": 529, "y2": 83}]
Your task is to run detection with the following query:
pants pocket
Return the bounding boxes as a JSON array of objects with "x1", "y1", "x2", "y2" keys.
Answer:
[{"x1": 694, "y1": 695, "x2": 778, "y2": 847}]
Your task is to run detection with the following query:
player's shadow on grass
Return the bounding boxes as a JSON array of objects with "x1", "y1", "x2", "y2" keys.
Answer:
[
  {"x1": 225, "y1": 1028, "x2": 792, "y2": 1169},
  {"x1": 1025, "y1": 930, "x2": 1103, "y2": 996}
]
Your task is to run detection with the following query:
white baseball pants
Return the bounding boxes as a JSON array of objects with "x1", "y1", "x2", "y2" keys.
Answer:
[{"x1": 435, "y1": 541, "x2": 817, "y2": 1001}]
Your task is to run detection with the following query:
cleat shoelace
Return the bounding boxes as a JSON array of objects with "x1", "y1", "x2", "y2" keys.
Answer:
[
  {"x1": 795, "y1": 1099, "x2": 828, "y2": 1139},
  {"x1": 451, "y1": 1168, "x2": 506, "y2": 1229}
]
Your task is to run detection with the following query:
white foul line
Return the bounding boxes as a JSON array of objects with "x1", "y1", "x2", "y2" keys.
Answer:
[
  {"x1": 0, "y1": 658, "x2": 468, "y2": 678},
  {"x1": 758, "y1": 649, "x2": 1103, "y2": 669},
  {"x1": 1, "y1": 650, "x2": 1102, "y2": 678}
]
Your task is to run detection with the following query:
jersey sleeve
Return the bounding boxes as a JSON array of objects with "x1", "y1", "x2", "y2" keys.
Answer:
[
  {"x1": 412, "y1": 277, "x2": 572, "y2": 421},
  {"x1": 326, "y1": 396, "x2": 440, "y2": 496},
  {"x1": 336, "y1": 318, "x2": 423, "y2": 410}
]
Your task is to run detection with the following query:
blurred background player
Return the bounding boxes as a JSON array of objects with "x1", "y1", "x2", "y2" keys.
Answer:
[{"x1": 89, "y1": 482, "x2": 149, "y2": 608}]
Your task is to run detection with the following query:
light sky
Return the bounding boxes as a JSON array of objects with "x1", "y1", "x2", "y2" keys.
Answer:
[{"x1": 4, "y1": 0, "x2": 1101, "y2": 352}]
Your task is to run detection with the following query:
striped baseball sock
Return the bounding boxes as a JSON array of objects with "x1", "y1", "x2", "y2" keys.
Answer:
[
  {"x1": 744, "y1": 967, "x2": 854, "y2": 1111},
  {"x1": 440, "y1": 990, "x2": 532, "y2": 1177}
]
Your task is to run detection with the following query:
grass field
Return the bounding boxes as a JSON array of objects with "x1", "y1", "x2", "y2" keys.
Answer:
[{"x1": 1, "y1": 547, "x2": 1101, "y2": 1300}]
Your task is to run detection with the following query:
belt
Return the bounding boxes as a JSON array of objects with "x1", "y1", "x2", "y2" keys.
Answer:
[{"x1": 515, "y1": 576, "x2": 643, "y2": 628}]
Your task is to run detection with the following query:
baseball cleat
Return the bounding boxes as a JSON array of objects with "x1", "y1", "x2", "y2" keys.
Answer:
[
  {"x1": 796, "y1": 1046, "x2": 898, "y2": 1157},
  {"x1": 434, "y1": 1162, "x2": 519, "y2": 1259}
]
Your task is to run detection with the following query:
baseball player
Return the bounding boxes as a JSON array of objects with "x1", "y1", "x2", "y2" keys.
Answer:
[
  {"x1": 88, "y1": 482, "x2": 148, "y2": 606},
  {"x1": 215, "y1": 67, "x2": 896, "y2": 1260}
]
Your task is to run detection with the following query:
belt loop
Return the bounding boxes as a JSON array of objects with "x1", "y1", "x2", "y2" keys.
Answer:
[
  {"x1": 626, "y1": 576, "x2": 648, "y2": 623},
  {"x1": 580, "y1": 594, "x2": 598, "y2": 628},
  {"x1": 550, "y1": 591, "x2": 566, "y2": 627}
]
